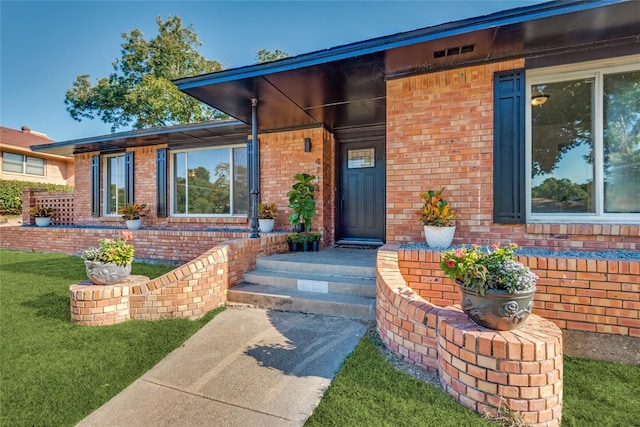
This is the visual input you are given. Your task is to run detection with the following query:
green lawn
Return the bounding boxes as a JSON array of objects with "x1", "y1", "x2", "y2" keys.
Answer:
[
  {"x1": 307, "y1": 334, "x2": 640, "y2": 426},
  {"x1": 0, "y1": 249, "x2": 223, "y2": 426},
  {"x1": 2, "y1": 249, "x2": 639, "y2": 427}
]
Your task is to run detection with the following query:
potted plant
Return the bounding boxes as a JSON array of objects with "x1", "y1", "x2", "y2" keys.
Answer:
[
  {"x1": 417, "y1": 187, "x2": 457, "y2": 248},
  {"x1": 286, "y1": 232, "x2": 300, "y2": 252},
  {"x1": 118, "y1": 203, "x2": 148, "y2": 230},
  {"x1": 28, "y1": 205, "x2": 54, "y2": 227},
  {"x1": 440, "y1": 243, "x2": 538, "y2": 330},
  {"x1": 308, "y1": 231, "x2": 321, "y2": 252},
  {"x1": 258, "y1": 202, "x2": 278, "y2": 232},
  {"x1": 287, "y1": 173, "x2": 316, "y2": 232},
  {"x1": 81, "y1": 231, "x2": 136, "y2": 285}
]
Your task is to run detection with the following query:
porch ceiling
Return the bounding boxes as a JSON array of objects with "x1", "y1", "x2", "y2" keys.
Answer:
[{"x1": 176, "y1": 0, "x2": 640, "y2": 133}]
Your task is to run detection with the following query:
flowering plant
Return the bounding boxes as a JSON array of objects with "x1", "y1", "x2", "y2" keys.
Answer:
[
  {"x1": 118, "y1": 203, "x2": 148, "y2": 220},
  {"x1": 81, "y1": 231, "x2": 135, "y2": 265},
  {"x1": 440, "y1": 243, "x2": 537, "y2": 295}
]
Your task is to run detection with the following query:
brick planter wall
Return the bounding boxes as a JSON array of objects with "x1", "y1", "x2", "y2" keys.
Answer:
[
  {"x1": 0, "y1": 226, "x2": 287, "y2": 264},
  {"x1": 377, "y1": 245, "x2": 563, "y2": 426},
  {"x1": 69, "y1": 234, "x2": 287, "y2": 325},
  {"x1": 397, "y1": 246, "x2": 640, "y2": 337}
]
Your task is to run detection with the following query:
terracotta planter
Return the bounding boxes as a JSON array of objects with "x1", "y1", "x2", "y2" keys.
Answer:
[
  {"x1": 423, "y1": 225, "x2": 455, "y2": 248},
  {"x1": 457, "y1": 281, "x2": 535, "y2": 330},
  {"x1": 125, "y1": 219, "x2": 142, "y2": 230},
  {"x1": 35, "y1": 217, "x2": 51, "y2": 227},
  {"x1": 258, "y1": 218, "x2": 275, "y2": 232},
  {"x1": 84, "y1": 260, "x2": 132, "y2": 285}
]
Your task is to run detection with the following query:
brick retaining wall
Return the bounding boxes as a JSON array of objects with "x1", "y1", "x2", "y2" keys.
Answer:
[
  {"x1": 69, "y1": 234, "x2": 287, "y2": 325},
  {"x1": 377, "y1": 245, "x2": 563, "y2": 426},
  {"x1": 0, "y1": 226, "x2": 286, "y2": 264},
  {"x1": 396, "y1": 246, "x2": 639, "y2": 337}
]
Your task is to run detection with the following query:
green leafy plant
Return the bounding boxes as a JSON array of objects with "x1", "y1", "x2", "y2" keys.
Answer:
[
  {"x1": 440, "y1": 243, "x2": 537, "y2": 295},
  {"x1": 286, "y1": 232, "x2": 299, "y2": 243},
  {"x1": 287, "y1": 173, "x2": 316, "y2": 231},
  {"x1": 81, "y1": 231, "x2": 135, "y2": 265},
  {"x1": 28, "y1": 205, "x2": 55, "y2": 217},
  {"x1": 118, "y1": 203, "x2": 148, "y2": 220},
  {"x1": 417, "y1": 187, "x2": 456, "y2": 227},
  {"x1": 308, "y1": 231, "x2": 322, "y2": 242},
  {"x1": 258, "y1": 202, "x2": 278, "y2": 219}
]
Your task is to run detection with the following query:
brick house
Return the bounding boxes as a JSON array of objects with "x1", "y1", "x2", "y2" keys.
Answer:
[
  {"x1": 1, "y1": 126, "x2": 74, "y2": 186},
  {"x1": 33, "y1": 0, "x2": 639, "y2": 251}
]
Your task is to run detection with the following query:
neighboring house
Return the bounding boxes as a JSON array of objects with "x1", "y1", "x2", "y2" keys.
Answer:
[
  {"x1": 33, "y1": 0, "x2": 639, "y2": 250},
  {"x1": 1, "y1": 126, "x2": 74, "y2": 186}
]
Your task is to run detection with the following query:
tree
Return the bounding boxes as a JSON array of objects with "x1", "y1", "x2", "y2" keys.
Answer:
[
  {"x1": 255, "y1": 48, "x2": 291, "y2": 64},
  {"x1": 65, "y1": 16, "x2": 224, "y2": 132}
]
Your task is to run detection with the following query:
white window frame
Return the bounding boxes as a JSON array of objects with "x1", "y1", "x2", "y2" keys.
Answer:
[
  {"x1": 526, "y1": 55, "x2": 640, "y2": 224},
  {"x1": 103, "y1": 153, "x2": 126, "y2": 217},
  {"x1": 2, "y1": 152, "x2": 46, "y2": 176},
  {"x1": 169, "y1": 144, "x2": 247, "y2": 217}
]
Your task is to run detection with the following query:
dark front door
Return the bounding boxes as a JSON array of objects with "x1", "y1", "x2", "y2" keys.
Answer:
[{"x1": 337, "y1": 129, "x2": 385, "y2": 243}]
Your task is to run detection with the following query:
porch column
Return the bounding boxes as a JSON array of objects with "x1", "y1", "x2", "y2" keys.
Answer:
[{"x1": 249, "y1": 98, "x2": 260, "y2": 238}]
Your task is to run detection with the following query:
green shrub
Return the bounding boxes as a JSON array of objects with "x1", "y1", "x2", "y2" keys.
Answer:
[{"x1": 0, "y1": 180, "x2": 73, "y2": 215}]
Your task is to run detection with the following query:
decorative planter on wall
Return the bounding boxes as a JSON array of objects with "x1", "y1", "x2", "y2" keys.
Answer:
[
  {"x1": 258, "y1": 219, "x2": 275, "y2": 232},
  {"x1": 35, "y1": 217, "x2": 51, "y2": 227},
  {"x1": 423, "y1": 225, "x2": 455, "y2": 248},
  {"x1": 85, "y1": 260, "x2": 132, "y2": 285},
  {"x1": 457, "y1": 282, "x2": 535, "y2": 330},
  {"x1": 125, "y1": 219, "x2": 142, "y2": 230}
]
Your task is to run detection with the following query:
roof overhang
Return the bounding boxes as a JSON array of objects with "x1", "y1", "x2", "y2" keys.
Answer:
[
  {"x1": 175, "y1": 0, "x2": 640, "y2": 133},
  {"x1": 31, "y1": 120, "x2": 251, "y2": 157}
]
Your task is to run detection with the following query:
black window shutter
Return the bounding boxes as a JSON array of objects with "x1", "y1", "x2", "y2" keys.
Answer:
[
  {"x1": 124, "y1": 151, "x2": 134, "y2": 205},
  {"x1": 91, "y1": 155, "x2": 100, "y2": 217},
  {"x1": 493, "y1": 69, "x2": 526, "y2": 224},
  {"x1": 156, "y1": 148, "x2": 168, "y2": 218}
]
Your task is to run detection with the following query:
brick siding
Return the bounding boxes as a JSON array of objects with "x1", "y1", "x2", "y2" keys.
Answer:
[{"x1": 385, "y1": 59, "x2": 639, "y2": 251}]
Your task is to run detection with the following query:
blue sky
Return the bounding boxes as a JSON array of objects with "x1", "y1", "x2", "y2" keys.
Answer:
[{"x1": 1, "y1": 0, "x2": 543, "y2": 142}]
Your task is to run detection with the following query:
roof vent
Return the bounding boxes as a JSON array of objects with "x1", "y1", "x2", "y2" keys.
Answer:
[
  {"x1": 433, "y1": 44, "x2": 474, "y2": 59},
  {"x1": 21, "y1": 126, "x2": 31, "y2": 133}
]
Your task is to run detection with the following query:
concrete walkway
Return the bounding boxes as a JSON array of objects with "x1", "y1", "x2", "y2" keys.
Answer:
[{"x1": 76, "y1": 308, "x2": 369, "y2": 427}]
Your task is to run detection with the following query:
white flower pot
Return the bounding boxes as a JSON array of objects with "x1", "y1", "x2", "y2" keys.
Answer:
[
  {"x1": 35, "y1": 217, "x2": 51, "y2": 227},
  {"x1": 126, "y1": 219, "x2": 142, "y2": 230},
  {"x1": 259, "y1": 218, "x2": 275, "y2": 232},
  {"x1": 423, "y1": 225, "x2": 456, "y2": 248}
]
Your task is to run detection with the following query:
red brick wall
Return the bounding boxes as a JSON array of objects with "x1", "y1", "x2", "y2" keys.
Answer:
[
  {"x1": 385, "y1": 60, "x2": 639, "y2": 251},
  {"x1": 69, "y1": 129, "x2": 335, "y2": 242},
  {"x1": 258, "y1": 128, "x2": 335, "y2": 243},
  {"x1": 396, "y1": 246, "x2": 640, "y2": 337},
  {"x1": 0, "y1": 226, "x2": 275, "y2": 264},
  {"x1": 69, "y1": 234, "x2": 288, "y2": 325},
  {"x1": 377, "y1": 245, "x2": 563, "y2": 427}
]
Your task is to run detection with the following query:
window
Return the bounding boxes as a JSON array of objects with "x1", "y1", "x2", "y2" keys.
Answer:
[
  {"x1": 527, "y1": 59, "x2": 640, "y2": 222},
  {"x1": 2, "y1": 152, "x2": 45, "y2": 176},
  {"x1": 104, "y1": 154, "x2": 126, "y2": 216},
  {"x1": 171, "y1": 146, "x2": 247, "y2": 216}
]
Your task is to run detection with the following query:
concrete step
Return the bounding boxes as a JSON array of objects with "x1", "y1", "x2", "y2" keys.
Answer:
[
  {"x1": 256, "y1": 251, "x2": 376, "y2": 278},
  {"x1": 242, "y1": 269, "x2": 376, "y2": 298},
  {"x1": 227, "y1": 283, "x2": 376, "y2": 321}
]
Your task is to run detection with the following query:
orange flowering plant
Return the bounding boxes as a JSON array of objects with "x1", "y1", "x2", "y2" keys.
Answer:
[
  {"x1": 81, "y1": 231, "x2": 135, "y2": 265},
  {"x1": 440, "y1": 243, "x2": 537, "y2": 295}
]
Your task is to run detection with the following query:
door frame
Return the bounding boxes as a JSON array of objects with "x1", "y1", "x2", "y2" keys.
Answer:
[{"x1": 334, "y1": 124, "x2": 386, "y2": 244}]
